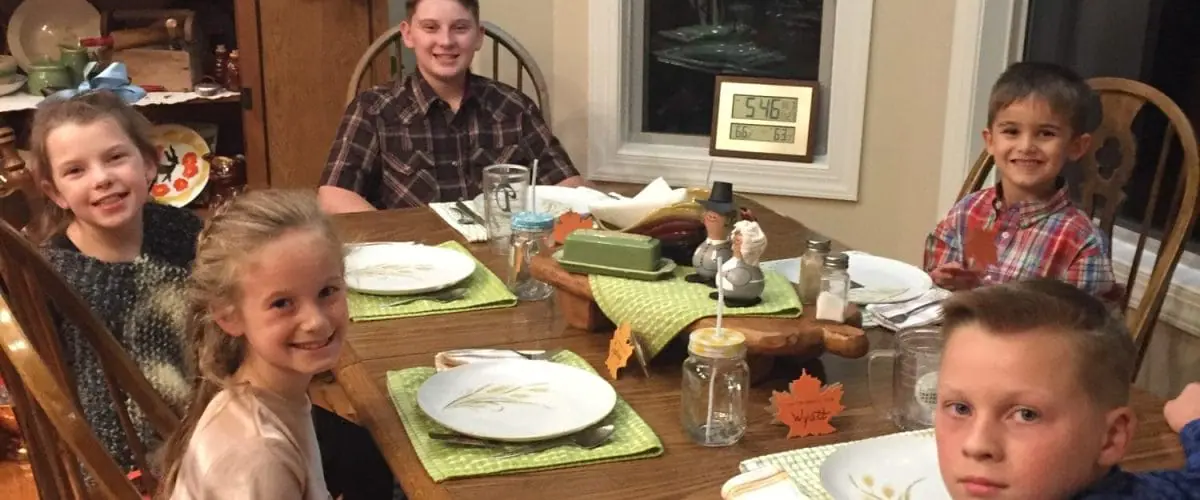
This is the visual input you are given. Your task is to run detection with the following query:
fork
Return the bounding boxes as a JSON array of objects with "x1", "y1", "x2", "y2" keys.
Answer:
[
  {"x1": 884, "y1": 300, "x2": 943, "y2": 324},
  {"x1": 512, "y1": 348, "x2": 565, "y2": 361}
]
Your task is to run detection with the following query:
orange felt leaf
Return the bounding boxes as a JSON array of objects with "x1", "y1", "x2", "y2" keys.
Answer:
[
  {"x1": 554, "y1": 211, "x2": 595, "y2": 245},
  {"x1": 773, "y1": 370, "x2": 846, "y2": 438},
  {"x1": 605, "y1": 323, "x2": 635, "y2": 380},
  {"x1": 964, "y1": 222, "x2": 998, "y2": 271}
]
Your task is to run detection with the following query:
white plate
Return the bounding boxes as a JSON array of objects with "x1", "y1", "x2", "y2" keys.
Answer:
[
  {"x1": 820, "y1": 433, "x2": 950, "y2": 500},
  {"x1": 417, "y1": 359, "x2": 617, "y2": 442},
  {"x1": 472, "y1": 185, "x2": 609, "y2": 217},
  {"x1": 847, "y1": 253, "x2": 933, "y2": 304},
  {"x1": 7, "y1": 0, "x2": 102, "y2": 72},
  {"x1": 344, "y1": 243, "x2": 476, "y2": 296}
]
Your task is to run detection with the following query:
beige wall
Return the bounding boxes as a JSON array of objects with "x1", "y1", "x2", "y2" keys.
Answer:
[{"x1": 481, "y1": 0, "x2": 956, "y2": 264}]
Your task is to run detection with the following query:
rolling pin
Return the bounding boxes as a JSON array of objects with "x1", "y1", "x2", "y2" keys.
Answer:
[{"x1": 79, "y1": 18, "x2": 179, "y2": 51}]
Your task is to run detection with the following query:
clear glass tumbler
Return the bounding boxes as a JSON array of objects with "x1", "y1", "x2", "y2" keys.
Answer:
[{"x1": 482, "y1": 164, "x2": 530, "y2": 254}]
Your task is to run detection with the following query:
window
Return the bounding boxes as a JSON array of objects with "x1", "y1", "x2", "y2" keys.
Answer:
[
  {"x1": 586, "y1": 0, "x2": 873, "y2": 199},
  {"x1": 1023, "y1": 0, "x2": 1200, "y2": 247},
  {"x1": 638, "y1": 0, "x2": 824, "y2": 140}
]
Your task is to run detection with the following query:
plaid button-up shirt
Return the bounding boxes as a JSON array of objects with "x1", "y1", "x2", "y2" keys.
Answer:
[
  {"x1": 320, "y1": 73, "x2": 578, "y2": 209},
  {"x1": 923, "y1": 182, "x2": 1117, "y2": 299}
]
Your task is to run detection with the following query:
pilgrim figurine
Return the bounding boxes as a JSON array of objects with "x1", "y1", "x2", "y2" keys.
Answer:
[
  {"x1": 711, "y1": 220, "x2": 767, "y2": 307},
  {"x1": 685, "y1": 181, "x2": 736, "y2": 286}
]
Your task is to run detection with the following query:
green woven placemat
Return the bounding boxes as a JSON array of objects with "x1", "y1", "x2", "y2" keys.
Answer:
[
  {"x1": 738, "y1": 429, "x2": 935, "y2": 499},
  {"x1": 590, "y1": 266, "x2": 801, "y2": 357},
  {"x1": 348, "y1": 241, "x2": 517, "y2": 322},
  {"x1": 385, "y1": 351, "x2": 663, "y2": 482}
]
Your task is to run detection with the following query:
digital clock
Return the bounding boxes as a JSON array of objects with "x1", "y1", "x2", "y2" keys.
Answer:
[{"x1": 709, "y1": 76, "x2": 819, "y2": 163}]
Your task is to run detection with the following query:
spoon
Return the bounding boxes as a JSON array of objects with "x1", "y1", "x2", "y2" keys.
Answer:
[
  {"x1": 496, "y1": 424, "x2": 616, "y2": 459},
  {"x1": 385, "y1": 288, "x2": 468, "y2": 307}
]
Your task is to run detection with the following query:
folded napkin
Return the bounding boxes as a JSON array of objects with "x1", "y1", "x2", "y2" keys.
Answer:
[
  {"x1": 864, "y1": 288, "x2": 952, "y2": 332},
  {"x1": 385, "y1": 350, "x2": 663, "y2": 482},
  {"x1": 722, "y1": 465, "x2": 809, "y2": 500},
  {"x1": 590, "y1": 266, "x2": 802, "y2": 358},
  {"x1": 347, "y1": 241, "x2": 516, "y2": 321},
  {"x1": 738, "y1": 429, "x2": 935, "y2": 500},
  {"x1": 430, "y1": 202, "x2": 488, "y2": 242}
]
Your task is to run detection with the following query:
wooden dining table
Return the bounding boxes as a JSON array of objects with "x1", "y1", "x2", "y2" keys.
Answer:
[{"x1": 330, "y1": 197, "x2": 1185, "y2": 499}]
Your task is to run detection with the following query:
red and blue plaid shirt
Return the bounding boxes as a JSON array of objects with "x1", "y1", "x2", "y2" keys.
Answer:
[{"x1": 923, "y1": 182, "x2": 1117, "y2": 300}]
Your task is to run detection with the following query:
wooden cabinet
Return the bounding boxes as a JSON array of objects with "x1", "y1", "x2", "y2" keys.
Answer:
[
  {"x1": 237, "y1": 0, "x2": 392, "y2": 189},
  {"x1": 0, "y1": 0, "x2": 393, "y2": 225}
]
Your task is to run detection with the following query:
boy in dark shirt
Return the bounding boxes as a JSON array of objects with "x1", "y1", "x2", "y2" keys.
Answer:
[{"x1": 935, "y1": 279, "x2": 1199, "y2": 499}]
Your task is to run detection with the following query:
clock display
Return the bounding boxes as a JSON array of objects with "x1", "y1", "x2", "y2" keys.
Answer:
[
  {"x1": 729, "y1": 123, "x2": 796, "y2": 144},
  {"x1": 731, "y1": 94, "x2": 799, "y2": 123}
]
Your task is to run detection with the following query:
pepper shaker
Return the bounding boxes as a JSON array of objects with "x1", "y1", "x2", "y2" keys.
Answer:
[
  {"x1": 213, "y1": 44, "x2": 228, "y2": 84},
  {"x1": 798, "y1": 239, "x2": 830, "y2": 305}
]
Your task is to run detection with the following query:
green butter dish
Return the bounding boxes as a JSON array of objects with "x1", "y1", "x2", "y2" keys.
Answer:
[
  {"x1": 560, "y1": 229, "x2": 662, "y2": 272},
  {"x1": 553, "y1": 248, "x2": 677, "y2": 281}
]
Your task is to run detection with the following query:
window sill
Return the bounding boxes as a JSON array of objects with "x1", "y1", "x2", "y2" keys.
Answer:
[{"x1": 1111, "y1": 226, "x2": 1200, "y2": 337}]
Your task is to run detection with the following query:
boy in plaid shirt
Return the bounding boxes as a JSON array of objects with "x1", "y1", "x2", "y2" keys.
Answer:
[
  {"x1": 924, "y1": 62, "x2": 1116, "y2": 300},
  {"x1": 936, "y1": 280, "x2": 1200, "y2": 499}
]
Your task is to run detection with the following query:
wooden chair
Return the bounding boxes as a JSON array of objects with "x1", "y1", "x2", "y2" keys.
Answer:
[
  {"x1": 344, "y1": 21, "x2": 551, "y2": 122},
  {"x1": 958, "y1": 77, "x2": 1200, "y2": 376},
  {"x1": 0, "y1": 216, "x2": 180, "y2": 498},
  {"x1": 0, "y1": 295, "x2": 143, "y2": 499}
]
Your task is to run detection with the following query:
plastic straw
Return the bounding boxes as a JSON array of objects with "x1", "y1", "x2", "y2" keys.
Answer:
[
  {"x1": 715, "y1": 256, "x2": 725, "y2": 336},
  {"x1": 530, "y1": 159, "x2": 540, "y2": 212},
  {"x1": 706, "y1": 256, "x2": 725, "y2": 444}
]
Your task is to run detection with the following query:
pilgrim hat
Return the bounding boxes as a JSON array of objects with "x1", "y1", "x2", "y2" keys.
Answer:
[{"x1": 699, "y1": 181, "x2": 736, "y2": 214}]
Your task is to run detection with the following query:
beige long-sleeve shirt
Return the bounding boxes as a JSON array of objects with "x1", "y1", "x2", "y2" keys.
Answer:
[{"x1": 169, "y1": 384, "x2": 330, "y2": 500}]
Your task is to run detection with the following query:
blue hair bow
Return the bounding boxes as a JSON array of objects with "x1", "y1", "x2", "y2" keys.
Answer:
[{"x1": 47, "y1": 61, "x2": 147, "y2": 104}]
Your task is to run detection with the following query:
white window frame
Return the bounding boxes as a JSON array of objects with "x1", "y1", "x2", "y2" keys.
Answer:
[
  {"x1": 939, "y1": 0, "x2": 1200, "y2": 333},
  {"x1": 585, "y1": 0, "x2": 873, "y2": 200}
]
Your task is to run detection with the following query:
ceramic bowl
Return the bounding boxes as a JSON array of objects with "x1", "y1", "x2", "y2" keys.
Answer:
[
  {"x1": 0, "y1": 74, "x2": 27, "y2": 97},
  {"x1": 594, "y1": 187, "x2": 710, "y2": 231},
  {"x1": 0, "y1": 56, "x2": 17, "y2": 77}
]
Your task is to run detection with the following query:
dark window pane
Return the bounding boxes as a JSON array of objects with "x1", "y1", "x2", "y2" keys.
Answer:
[
  {"x1": 1023, "y1": 0, "x2": 1200, "y2": 248},
  {"x1": 643, "y1": 0, "x2": 824, "y2": 136}
]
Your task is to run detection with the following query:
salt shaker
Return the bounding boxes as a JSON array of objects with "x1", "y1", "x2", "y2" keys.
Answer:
[
  {"x1": 815, "y1": 253, "x2": 850, "y2": 322},
  {"x1": 681, "y1": 328, "x2": 749, "y2": 447},
  {"x1": 798, "y1": 239, "x2": 830, "y2": 304},
  {"x1": 224, "y1": 49, "x2": 241, "y2": 91},
  {"x1": 507, "y1": 211, "x2": 554, "y2": 301}
]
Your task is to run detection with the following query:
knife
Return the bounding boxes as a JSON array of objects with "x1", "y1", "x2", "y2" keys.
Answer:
[{"x1": 455, "y1": 199, "x2": 487, "y2": 226}]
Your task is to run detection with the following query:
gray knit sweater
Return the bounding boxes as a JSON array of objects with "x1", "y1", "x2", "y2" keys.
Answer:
[{"x1": 43, "y1": 203, "x2": 201, "y2": 470}]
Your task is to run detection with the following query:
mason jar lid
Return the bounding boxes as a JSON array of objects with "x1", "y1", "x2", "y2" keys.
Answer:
[
  {"x1": 688, "y1": 328, "x2": 746, "y2": 359},
  {"x1": 806, "y1": 239, "x2": 831, "y2": 252},
  {"x1": 511, "y1": 211, "x2": 555, "y2": 231},
  {"x1": 823, "y1": 253, "x2": 849, "y2": 270}
]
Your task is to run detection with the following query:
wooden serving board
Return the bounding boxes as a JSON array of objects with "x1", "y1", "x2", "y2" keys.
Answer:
[{"x1": 530, "y1": 255, "x2": 870, "y2": 360}]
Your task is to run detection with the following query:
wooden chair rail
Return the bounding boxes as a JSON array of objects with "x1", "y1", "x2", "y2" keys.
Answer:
[{"x1": 344, "y1": 21, "x2": 551, "y2": 123}]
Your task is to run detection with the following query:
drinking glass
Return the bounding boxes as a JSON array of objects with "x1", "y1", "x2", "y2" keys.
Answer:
[
  {"x1": 868, "y1": 327, "x2": 944, "y2": 430},
  {"x1": 481, "y1": 164, "x2": 529, "y2": 253}
]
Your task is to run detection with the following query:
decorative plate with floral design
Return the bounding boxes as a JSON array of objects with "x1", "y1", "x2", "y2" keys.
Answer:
[{"x1": 150, "y1": 124, "x2": 210, "y2": 208}]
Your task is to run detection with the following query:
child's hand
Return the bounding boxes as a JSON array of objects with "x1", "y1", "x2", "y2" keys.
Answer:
[
  {"x1": 1164, "y1": 382, "x2": 1200, "y2": 433},
  {"x1": 929, "y1": 263, "x2": 981, "y2": 290}
]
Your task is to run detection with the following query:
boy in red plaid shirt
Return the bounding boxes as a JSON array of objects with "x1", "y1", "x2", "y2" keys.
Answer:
[{"x1": 924, "y1": 62, "x2": 1117, "y2": 300}]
